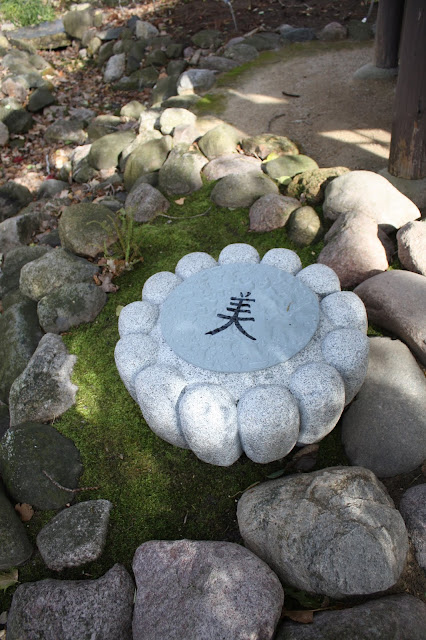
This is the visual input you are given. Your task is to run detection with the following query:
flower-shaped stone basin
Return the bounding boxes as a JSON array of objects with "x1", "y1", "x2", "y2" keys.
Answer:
[{"x1": 115, "y1": 243, "x2": 369, "y2": 466}]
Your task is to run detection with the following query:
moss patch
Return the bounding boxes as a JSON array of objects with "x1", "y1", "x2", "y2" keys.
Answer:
[{"x1": 1, "y1": 183, "x2": 332, "y2": 610}]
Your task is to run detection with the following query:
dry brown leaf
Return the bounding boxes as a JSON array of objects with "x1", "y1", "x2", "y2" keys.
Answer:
[
  {"x1": 174, "y1": 197, "x2": 186, "y2": 205},
  {"x1": 15, "y1": 503, "x2": 34, "y2": 522},
  {"x1": 98, "y1": 272, "x2": 119, "y2": 293},
  {"x1": 282, "y1": 610, "x2": 314, "y2": 624}
]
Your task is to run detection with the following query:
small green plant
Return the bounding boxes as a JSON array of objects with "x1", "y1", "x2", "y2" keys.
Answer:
[
  {"x1": 1, "y1": 0, "x2": 55, "y2": 26},
  {"x1": 105, "y1": 208, "x2": 143, "y2": 270}
]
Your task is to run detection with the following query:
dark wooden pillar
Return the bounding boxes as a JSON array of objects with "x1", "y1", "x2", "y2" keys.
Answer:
[
  {"x1": 374, "y1": 0, "x2": 405, "y2": 68},
  {"x1": 388, "y1": 0, "x2": 426, "y2": 179}
]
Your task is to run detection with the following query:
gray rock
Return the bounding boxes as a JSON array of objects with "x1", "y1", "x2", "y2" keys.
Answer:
[
  {"x1": 289, "y1": 362, "x2": 345, "y2": 445},
  {"x1": 191, "y1": 29, "x2": 223, "y2": 48},
  {"x1": 354, "y1": 270, "x2": 426, "y2": 365},
  {"x1": 321, "y1": 328, "x2": 369, "y2": 404},
  {"x1": 123, "y1": 135, "x2": 172, "y2": 190},
  {"x1": 211, "y1": 171, "x2": 279, "y2": 208},
  {"x1": 103, "y1": 52, "x2": 126, "y2": 83},
  {"x1": 218, "y1": 242, "x2": 260, "y2": 264},
  {"x1": 198, "y1": 123, "x2": 243, "y2": 159},
  {"x1": 378, "y1": 168, "x2": 426, "y2": 209},
  {"x1": 397, "y1": 219, "x2": 426, "y2": 275},
  {"x1": 158, "y1": 148, "x2": 208, "y2": 195},
  {"x1": 323, "y1": 170, "x2": 420, "y2": 229},
  {"x1": 125, "y1": 182, "x2": 170, "y2": 222},
  {"x1": 151, "y1": 74, "x2": 179, "y2": 105},
  {"x1": 318, "y1": 21, "x2": 348, "y2": 41},
  {"x1": 63, "y1": 7, "x2": 95, "y2": 40},
  {"x1": 243, "y1": 32, "x2": 283, "y2": 50},
  {"x1": 120, "y1": 100, "x2": 145, "y2": 119},
  {"x1": 0, "y1": 206, "x2": 54, "y2": 254},
  {"x1": 261, "y1": 247, "x2": 302, "y2": 274},
  {"x1": 37, "y1": 499, "x2": 112, "y2": 570},
  {"x1": 203, "y1": 153, "x2": 262, "y2": 181},
  {"x1": 0, "y1": 181, "x2": 32, "y2": 222},
  {"x1": 70, "y1": 143, "x2": 95, "y2": 183},
  {"x1": 135, "y1": 20, "x2": 159, "y2": 40},
  {"x1": 118, "y1": 300, "x2": 159, "y2": 337},
  {"x1": 263, "y1": 154, "x2": 319, "y2": 180},
  {"x1": 249, "y1": 194, "x2": 299, "y2": 232},
  {"x1": 173, "y1": 122, "x2": 200, "y2": 145},
  {"x1": 6, "y1": 564, "x2": 134, "y2": 640},
  {"x1": 0, "y1": 121, "x2": 9, "y2": 146},
  {"x1": 20, "y1": 248, "x2": 100, "y2": 301},
  {"x1": 9, "y1": 333, "x2": 78, "y2": 426},
  {"x1": 167, "y1": 59, "x2": 188, "y2": 77},
  {"x1": 238, "y1": 385, "x2": 299, "y2": 462},
  {"x1": 0, "y1": 486, "x2": 33, "y2": 571},
  {"x1": 0, "y1": 299, "x2": 42, "y2": 403},
  {"x1": 177, "y1": 69, "x2": 216, "y2": 94},
  {"x1": 37, "y1": 179, "x2": 69, "y2": 199},
  {"x1": 242, "y1": 133, "x2": 299, "y2": 159},
  {"x1": 87, "y1": 114, "x2": 121, "y2": 140},
  {"x1": 280, "y1": 27, "x2": 316, "y2": 42},
  {"x1": 224, "y1": 43, "x2": 259, "y2": 63},
  {"x1": 0, "y1": 97, "x2": 33, "y2": 133},
  {"x1": 399, "y1": 485, "x2": 426, "y2": 570},
  {"x1": 286, "y1": 166, "x2": 349, "y2": 205},
  {"x1": 199, "y1": 55, "x2": 239, "y2": 71},
  {"x1": 7, "y1": 19, "x2": 70, "y2": 50},
  {"x1": 88, "y1": 130, "x2": 136, "y2": 170},
  {"x1": 0, "y1": 245, "x2": 51, "y2": 298},
  {"x1": 45, "y1": 118, "x2": 87, "y2": 145},
  {"x1": 174, "y1": 251, "x2": 218, "y2": 279},
  {"x1": 318, "y1": 212, "x2": 393, "y2": 287},
  {"x1": 145, "y1": 49, "x2": 168, "y2": 68},
  {"x1": 342, "y1": 338, "x2": 426, "y2": 477},
  {"x1": 37, "y1": 282, "x2": 107, "y2": 333},
  {"x1": 27, "y1": 87, "x2": 55, "y2": 112},
  {"x1": 2, "y1": 76, "x2": 30, "y2": 102},
  {"x1": 320, "y1": 290, "x2": 368, "y2": 333},
  {"x1": 276, "y1": 594, "x2": 426, "y2": 640},
  {"x1": 0, "y1": 421, "x2": 82, "y2": 510},
  {"x1": 178, "y1": 384, "x2": 242, "y2": 466},
  {"x1": 286, "y1": 206, "x2": 323, "y2": 246},
  {"x1": 159, "y1": 107, "x2": 196, "y2": 135},
  {"x1": 237, "y1": 466, "x2": 408, "y2": 598},
  {"x1": 353, "y1": 62, "x2": 398, "y2": 81},
  {"x1": 58, "y1": 202, "x2": 118, "y2": 258},
  {"x1": 132, "y1": 539, "x2": 283, "y2": 640}
]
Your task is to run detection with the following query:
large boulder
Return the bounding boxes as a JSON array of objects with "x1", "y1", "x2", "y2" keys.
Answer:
[
  {"x1": 0, "y1": 299, "x2": 42, "y2": 403},
  {"x1": 44, "y1": 118, "x2": 87, "y2": 145},
  {"x1": 237, "y1": 466, "x2": 408, "y2": 598},
  {"x1": 342, "y1": 338, "x2": 426, "y2": 477},
  {"x1": 36, "y1": 499, "x2": 112, "y2": 570},
  {"x1": 88, "y1": 130, "x2": 135, "y2": 170},
  {"x1": 20, "y1": 248, "x2": 100, "y2": 301},
  {"x1": 8, "y1": 333, "x2": 78, "y2": 426},
  {"x1": 249, "y1": 194, "x2": 299, "y2": 232},
  {"x1": 125, "y1": 181, "x2": 170, "y2": 222},
  {"x1": 176, "y1": 69, "x2": 216, "y2": 94},
  {"x1": 63, "y1": 7, "x2": 97, "y2": 40},
  {"x1": 197, "y1": 123, "x2": 243, "y2": 159},
  {"x1": 6, "y1": 564, "x2": 134, "y2": 640},
  {"x1": 242, "y1": 133, "x2": 298, "y2": 159},
  {"x1": 203, "y1": 154, "x2": 262, "y2": 181},
  {"x1": 263, "y1": 154, "x2": 319, "y2": 181},
  {"x1": 0, "y1": 182, "x2": 32, "y2": 222},
  {"x1": 276, "y1": 594, "x2": 426, "y2": 640},
  {"x1": 124, "y1": 136, "x2": 173, "y2": 191},
  {"x1": 286, "y1": 166, "x2": 349, "y2": 204},
  {"x1": 158, "y1": 147, "x2": 208, "y2": 195},
  {"x1": 0, "y1": 421, "x2": 82, "y2": 510},
  {"x1": 323, "y1": 170, "x2": 420, "y2": 229},
  {"x1": 354, "y1": 270, "x2": 426, "y2": 365},
  {"x1": 37, "y1": 282, "x2": 107, "y2": 333},
  {"x1": 397, "y1": 219, "x2": 426, "y2": 276},
  {"x1": 58, "y1": 203, "x2": 118, "y2": 258},
  {"x1": 132, "y1": 540, "x2": 284, "y2": 640}
]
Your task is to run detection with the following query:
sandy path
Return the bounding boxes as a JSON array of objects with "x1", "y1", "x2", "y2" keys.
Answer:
[{"x1": 221, "y1": 43, "x2": 397, "y2": 172}]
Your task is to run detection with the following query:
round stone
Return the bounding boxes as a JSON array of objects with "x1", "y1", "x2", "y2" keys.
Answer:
[
  {"x1": 142, "y1": 271, "x2": 182, "y2": 305},
  {"x1": 160, "y1": 263, "x2": 320, "y2": 373},
  {"x1": 261, "y1": 248, "x2": 302, "y2": 274},
  {"x1": 114, "y1": 334, "x2": 158, "y2": 399},
  {"x1": 175, "y1": 252, "x2": 217, "y2": 279},
  {"x1": 218, "y1": 243, "x2": 260, "y2": 264},
  {"x1": 118, "y1": 301, "x2": 159, "y2": 337},
  {"x1": 321, "y1": 329, "x2": 369, "y2": 404},
  {"x1": 296, "y1": 263, "x2": 341, "y2": 298}
]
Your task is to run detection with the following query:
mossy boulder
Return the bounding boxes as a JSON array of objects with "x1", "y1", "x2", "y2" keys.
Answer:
[
  {"x1": 0, "y1": 98, "x2": 33, "y2": 134},
  {"x1": 198, "y1": 123, "x2": 243, "y2": 160},
  {"x1": 263, "y1": 154, "x2": 319, "y2": 181},
  {"x1": 0, "y1": 182, "x2": 32, "y2": 222},
  {"x1": 0, "y1": 245, "x2": 51, "y2": 298},
  {"x1": 287, "y1": 167, "x2": 350, "y2": 205},
  {"x1": 44, "y1": 119, "x2": 87, "y2": 145},
  {"x1": 87, "y1": 115, "x2": 121, "y2": 141},
  {"x1": 191, "y1": 29, "x2": 224, "y2": 49},
  {"x1": 37, "y1": 282, "x2": 107, "y2": 333},
  {"x1": 125, "y1": 182, "x2": 170, "y2": 222},
  {"x1": 158, "y1": 148, "x2": 208, "y2": 195},
  {"x1": 0, "y1": 421, "x2": 83, "y2": 510},
  {"x1": 58, "y1": 203, "x2": 119, "y2": 258},
  {"x1": 242, "y1": 134, "x2": 299, "y2": 160},
  {"x1": 286, "y1": 206, "x2": 323, "y2": 246},
  {"x1": 88, "y1": 130, "x2": 136, "y2": 170},
  {"x1": 124, "y1": 136, "x2": 173, "y2": 191}
]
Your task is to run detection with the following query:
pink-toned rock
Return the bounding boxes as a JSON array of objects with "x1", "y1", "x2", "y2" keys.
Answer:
[
  {"x1": 318, "y1": 22, "x2": 347, "y2": 41},
  {"x1": 354, "y1": 270, "x2": 426, "y2": 365},
  {"x1": 318, "y1": 212, "x2": 394, "y2": 287},
  {"x1": 323, "y1": 170, "x2": 420, "y2": 230},
  {"x1": 132, "y1": 539, "x2": 284, "y2": 640},
  {"x1": 249, "y1": 194, "x2": 300, "y2": 231},
  {"x1": 397, "y1": 219, "x2": 426, "y2": 276},
  {"x1": 1, "y1": 78, "x2": 28, "y2": 102}
]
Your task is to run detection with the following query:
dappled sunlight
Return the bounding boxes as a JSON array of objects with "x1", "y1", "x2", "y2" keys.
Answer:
[
  {"x1": 227, "y1": 88, "x2": 287, "y2": 106},
  {"x1": 319, "y1": 128, "x2": 391, "y2": 160}
]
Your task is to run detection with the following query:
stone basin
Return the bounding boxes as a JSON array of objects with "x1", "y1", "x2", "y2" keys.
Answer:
[{"x1": 115, "y1": 243, "x2": 369, "y2": 466}]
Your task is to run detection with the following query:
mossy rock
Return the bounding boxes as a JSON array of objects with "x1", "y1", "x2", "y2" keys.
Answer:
[
  {"x1": 286, "y1": 167, "x2": 350, "y2": 205},
  {"x1": 124, "y1": 136, "x2": 173, "y2": 191},
  {"x1": 88, "y1": 130, "x2": 136, "y2": 170},
  {"x1": 263, "y1": 154, "x2": 319, "y2": 181},
  {"x1": 58, "y1": 203, "x2": 119, "y2": 259}
]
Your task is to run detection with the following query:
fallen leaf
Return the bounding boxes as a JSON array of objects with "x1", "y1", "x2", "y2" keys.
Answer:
[
  {"x1": 116, "y1": 305, "x2": 124, "y2": 317},
  {"x1": 98, "y1": 272, "x2": 119, "y2": 293},
  {"x1": 0, "y1": 568, "x2": 18, "y2": 593},
  {"x1": 266, "y1": 469, "x2": 285, "y2": 479},
  {"x1": 282, "y1": 609, "x2": 314, "y2": 624},
  {"x1": 174, "y1": 197, "x2": 186, "y2": 205},
  {"x1": 14, "y1": 503, "x2": 34, "y2": 522}
]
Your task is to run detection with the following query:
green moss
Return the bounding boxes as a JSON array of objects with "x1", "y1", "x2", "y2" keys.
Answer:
[
  {"x1": 192, "y1": 93, "x2": 227, "y2": 116},
  {"x1": 0, "y1": 182, "x2": 335, "y2": 612}
]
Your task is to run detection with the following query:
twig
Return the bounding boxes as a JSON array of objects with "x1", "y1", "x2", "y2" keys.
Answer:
[
  {"x1": 267, "y1": 113, "x2": 287, "y2": 132},
  {"x1": 282, "y1": 90, "x2": 301, "y2": 98},
  {"x1": 42, "y1": 470, "x2": 100, "y2": 493},
  {"x1": 158, "y1": 206, "x2": 212, "y2": 220}
]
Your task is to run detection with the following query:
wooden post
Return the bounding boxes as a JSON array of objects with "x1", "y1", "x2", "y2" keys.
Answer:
[
  {"x1": 374, "y1": 0, "x2": 405, "y2": 68},
  {"x1": 388, "y1": 0, "x2": 426, "y2": 179}
]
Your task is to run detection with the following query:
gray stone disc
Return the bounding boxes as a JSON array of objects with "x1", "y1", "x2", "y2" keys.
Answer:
[{"x1": 160, "y1": 263, "x2": 319, "y2": 372}]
